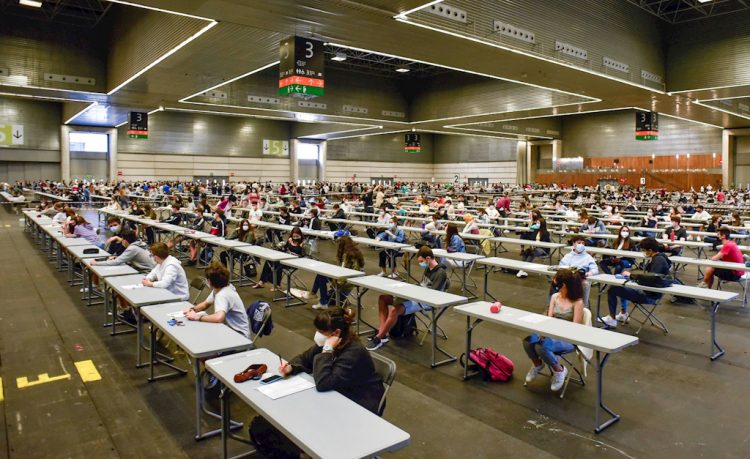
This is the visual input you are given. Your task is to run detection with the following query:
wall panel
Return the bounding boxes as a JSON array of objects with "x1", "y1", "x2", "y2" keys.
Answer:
[
  {"x1": 326, "y1": 160, "x2": 433, "y2": 183},
  {"x1": 116, "y1": 154, "x2": 290, "y2": 182},
  {"x1": 433, "y1": 135, "x2": 518, "y2": 162},
  {"x1": 326, "y1": 133, "x2": 433, "y2": 163},
  {"x1": 433, "y1": 161, "x2": 516, "y2": 185}
]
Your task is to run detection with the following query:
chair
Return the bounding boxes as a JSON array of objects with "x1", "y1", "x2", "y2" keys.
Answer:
[
  {"x1": 249, "y1": 302, "x2": 272, "y2": 346},
  {"x1": 414, "y1": 283, "x2": 450, "y2": 346},
  {"x1": 190, "y1": 277, "x2": 209, "y2": 303},
  {"x1": 370, "y1": 353, "x2": 397, "y2": 416},
  {"x1": 716, "y1": 272, "x2": 749, "y2": 308}
]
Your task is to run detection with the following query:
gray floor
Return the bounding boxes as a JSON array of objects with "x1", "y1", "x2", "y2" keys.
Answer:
[{"x1": 1, "y1": 207, "x2": 749, "y2": 458}]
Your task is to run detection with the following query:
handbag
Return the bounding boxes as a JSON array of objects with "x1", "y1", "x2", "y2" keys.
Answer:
[{"x1": 234, "y1": 363, "x2": 267, "y2": 383}]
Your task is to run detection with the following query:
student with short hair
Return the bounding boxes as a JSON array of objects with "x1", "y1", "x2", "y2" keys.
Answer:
[
  {"x1": 662, "y1": 215, "x2": 687, "y2": 255},
  {"x1": 699, "y1": 227, "x2": 744, "y2": 289},
  {"x1": 367, "y1": 246, "x2": 448, "y2": 351},
  {"x1": 376, "y1": 216, "x2": 406, "y2": 278},
  {"x1": 142, "y1": 242, "x2": 190, "y2": 300},
  {"x1": 91, "y1": 231, "x2": 155, "y2": 272},
  {"x1": 184, "y1": 262, "x2": 250, "y2": 337},
  {"x1": 253, "y1": 226, "x2": 305, "y2": 291}
]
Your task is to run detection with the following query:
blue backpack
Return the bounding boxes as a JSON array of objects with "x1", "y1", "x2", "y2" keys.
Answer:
[{"x1": 247, "y1": 300, "x2": 273, "y2": 336}]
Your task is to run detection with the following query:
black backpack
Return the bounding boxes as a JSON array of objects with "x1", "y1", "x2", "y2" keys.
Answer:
[
  {"x1": 628, "y1": 270, "x2": 673, "y2": 288},
  {"x1": 389, "y1": 313, "x2": 417, "y2": 339}
]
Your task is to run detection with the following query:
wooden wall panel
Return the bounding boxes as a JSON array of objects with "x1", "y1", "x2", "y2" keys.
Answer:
[
  {"x1": 535, "y1": 171, "x2": 721, "y2": 191},
  {"x1": 588, "y1": 153, "x2": 719, "y2": 170}
]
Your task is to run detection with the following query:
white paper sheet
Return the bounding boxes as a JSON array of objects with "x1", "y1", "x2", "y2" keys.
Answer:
[
  {"x1": 121, "y1": 284, "x2": 144, "y2": 290},
  {"x1": 256, "y1": 376, "x2": 315, "y2": 400},
  {"x1": 518, "y1": 314, "x2": 549, "y2": 324}
]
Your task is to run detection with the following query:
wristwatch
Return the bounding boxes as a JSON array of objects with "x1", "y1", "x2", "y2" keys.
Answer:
[{"x1": 322, "y1": 344, "x2": 334, "y2": 353}]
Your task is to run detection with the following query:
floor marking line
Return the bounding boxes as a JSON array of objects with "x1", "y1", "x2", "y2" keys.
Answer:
[{"x1": 16, "y1": 372, "x2": 71, "y2": 389}]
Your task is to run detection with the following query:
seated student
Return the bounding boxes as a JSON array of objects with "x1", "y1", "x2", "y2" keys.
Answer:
[
  {"x1": 376, "y1": 216, "x2": 406, "y2": 278},
  {"x1": 253, "y1": 226, "x2": 305, "y2": 291},
  {"x1": 140, "y1": 204, "x2": 158, "y2": 244},
  {"x1": 699, "y1": 228, "x2": 744, "y2": 289},
  {"x1": 580, "y1": 216, "x2": 608, "y2": 246},
  {"x1": 142, "y1": 242, "x2": 190, "y2": 300},
  {"x1": 367, "y1": 246, "x2": 448, "y2": 351},
  {"x1": 701, "y1": 214, "x2": 723, "y2": 250},
  {"x1": 51, "y1": 202, "x2": 66, "y2": 224},
  {"x1": 219, "y1": 218, "x2": 257, "y2": 278},
  {"x1": 461, "y1": 214, "x2": 480, "y2": 234},
  {"x1": 636, "y1": 208, "x2": 659, "y2": 238},
  {"x1": 327, "y1": 203, "x2": 347, "y2": 231},
  {"x1": 421, "y1": 213, "x2": 444, "y2": 248},
  {"x1": 692, "y1": 205, "x2": 711, "y2": 221},
  {"x1": 251, "y1": 307, "x2": 384, "y2": 458},
  {"x1": 161, "y1": 203, "x2": 182, "y2": 225},
  {"x1": 520, "y1": 217, "x2": 551, "y2": 265},
  {"x1": 267, "y1": 206, "x2": 290, "y2": 244},
  {"x1": 303, "y1": 207, "x2": 322, "y2": 230},
  {"x1": 248, "y1": 200, "x2": 264, "y2": 222},
  {"x1": 128, "y1": 200, "x2": 144, "y2": 216},
  {"x1": 367, "y1": 205, "x2": 392, "y2": 239},
  {"x1": 662, "y1": 215, "x2": 687, "y2": 255},
  {"x1": 556, "y1": 235, "x2": 599, "y2": 307},
  {"x1": 91, "y1": 231, "x2": 155, "y2": 272},
  {"x1": 310, "y1": 236, "x2": 364, "y2": 310},
  {"x1": 184, "y1": 262, "x2": 250, "y2": 337},
  {"x1": 442, "y1": 222, "x2": 467, "y2": 269},
  {"x1": 65, "y1": 215, "x2": 102, "y2": 248},
  {"x1": 103, "y1": 217, "x2": 131, "y2": 256},
  {"x1": 600, "y1": 237, "x2": 671, "y2": 328},
  {"x1": 599, "y1": 225, "x2": 637, "y2": 275},
  {"x1": 523, "y1": 269, "x2": 585, "y2": 391}
]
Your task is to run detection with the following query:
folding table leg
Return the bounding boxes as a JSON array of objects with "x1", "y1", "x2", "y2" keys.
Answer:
[
  {"x1": 709, "y1": 301, "x2": 725, "y2": 361},
  {"x1": 594, "y1": 351, "x2": 620, "y2": 433}
]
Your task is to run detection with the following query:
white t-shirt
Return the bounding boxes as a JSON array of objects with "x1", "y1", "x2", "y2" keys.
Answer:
[{"x1": 206, "y1": 285, "x2": 250, "y2": 338}]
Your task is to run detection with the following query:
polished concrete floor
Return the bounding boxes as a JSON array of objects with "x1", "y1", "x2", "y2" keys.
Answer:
[{"x1": 1, "y1": 207, "x2": 749, "y2": 458}]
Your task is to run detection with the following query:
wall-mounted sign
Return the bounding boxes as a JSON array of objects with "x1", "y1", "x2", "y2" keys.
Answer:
[
  {"x1": 635, "y1": 111, "x2": 658, "y2": 141},
  {"x1": 405, "y1": 133, "x2": 421, "y2": 153},
  {"x1": 0, "y1": 124, "x2": 23, "y2": 146},
  {"x1": 279, "y1": 36, "x2": 325, "y2": 98},
  {"x1": 263, "y1": 139, "x2": 289, "y2": 157},
  {"x1": 128, "y1": 112, "x2": 148, "y2": 139}
]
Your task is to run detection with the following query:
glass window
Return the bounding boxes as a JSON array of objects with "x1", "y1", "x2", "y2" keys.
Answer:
[
  {"x1": 297, "y1": 142, "x2": 319, "y2": 160},
  {"x1": 69, "y1": 132, "x2": 108, "y2": 153}
]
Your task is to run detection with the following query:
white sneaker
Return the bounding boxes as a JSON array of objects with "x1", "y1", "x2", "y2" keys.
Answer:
[
  {"x1": 389, "y1": 272, "x2": 399, "y2": 279},
  {"x1": 311, "y1": 303, "x2": 328, "y2": 310},
  {"x1": 615, "y1": 312, "x2": 630, "y2": 323},
  {"x1": 517, "y1": 270, "x2": 528, "y2": 278},
  {"x1": 697, "y1": 281, "x2": 709, "y2": 289},
  {"x1": 377, "y1": 272, "x2": 386, "y2": 277},
  {"x1": 525, "y1": 364, "x2": 545, "y2": 383},
  {"x1": 79, "y1": 287, "x2": 89, "y2": 293},
  {"x1": 597, "y1": 315, "x2": 618, "y2": 328},
  {"x1": 551, "y1": 366, "x2": 568, "y2": 391}
]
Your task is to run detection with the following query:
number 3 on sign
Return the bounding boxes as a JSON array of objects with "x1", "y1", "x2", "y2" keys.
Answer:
[{"x1": 305, "y1": 41, "x2": 314, "y2": 58}]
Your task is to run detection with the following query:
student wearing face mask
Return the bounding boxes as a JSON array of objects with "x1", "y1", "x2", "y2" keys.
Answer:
[
  {"x1": 600, "y1": 237, "x2": 671, "y2": 328},
  {"x1": 698, "y1": 228, "x2": 745, "y2": 289},
  {"x1": 368, "y1": 246, "x2": 449, "y2": 350},
  {"x1": 184, "y1": 262, "x2": 249, "y2": 336},
  {"x1": 376, "y1": 217, "x2": 406, "y2": 278},
  {"x1": 662, "y1": 215, "x2": 687, "y2": 255},
  {"x1": 219, "y1": 218, "x2": 257, "y2": 275},
  {"x1": 253, "y1": 227, "x2": 305, "y2": 290},
  {"x1": 557, "y1": 235, "x2": 599, "y2": 307},
  {"x1": 251, "y1": 307, "x2": 384, "y2": 458},
  {"x1": 580, "y1": 216, "x2": 608, "y2": 247},
  {"x1": 104, "y1": 216, "x2": 130, "y2": 256},
  {"x1": 142, "y1": 242, "x2": 190, "y2": 300},
  {"x1": 520, "y1": 218, "x2": 551, "y2": 267},
  {"x1": 309, "y1": 236, "x2": 364, "y2": 310},
  {"x1": 600, "y1": 226, "x2": 636, "y2": 275}
]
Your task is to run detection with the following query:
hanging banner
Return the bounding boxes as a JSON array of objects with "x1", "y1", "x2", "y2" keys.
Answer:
[
  {"x1": 635, "y1": 111, "x2": 658, "y2": 140},
  {"x1": 128, "y1": 112, "x2": 148, "y2": 139},
  {"x1": 263, "y1": 139, "x2": 289, "y2": 156},
  {"x1": 405, "y1": 133, "x2": 421, "y2": 153},
  {"x1": 279, "y1": 36, "x2": 325, "y2": 97}
]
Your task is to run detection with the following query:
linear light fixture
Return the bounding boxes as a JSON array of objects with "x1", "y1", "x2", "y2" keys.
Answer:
[
  {"x1": 395, "y1": 67, "x2": 410, "y2": 73},
  {"x1": 326, "y1": 130, "x2": 410, "y2": 141},
  {"x1": 421, "y1": 128, "x2": 531, "y2": 141},
  {"x1": 0, "y1": 91, "x2": 96, "y2": 103},
  {"x1": 179, "y1": 60, "x2": 279, "y2": 103},
  {"x1": 443, "y1": 125, "x2": 553, "y2": 139},
  {"x1": 331, "y1": 52, "x2": 347, "y2": 62},
  {"x1": 445, "y1": 106, "x2": 640, "y2": 126},
  {"x1": 299, "y1": 126, "x2": 384, "y2": 139},
  {"x1": 19, "y1": 0, "x2": 42, "y2": 7},
  {"x1": 690, "y1": 101, "x2": 750, "y2": 123},
  {"x1": 104, "y1": 0, "x2": 214, "y2": 21},
  {"x1": 393, "y1": 16, "x2": 666, "y2": 95},
  {"x1": 394, "y1": 0, "x2": 444, "y2": 19},
  {"x1": 108, "y1": 20, "x2": 217, "y2": 95},
  {"x1": 64, "y1": 101, "x2": 98, "y2": 125},
  {"x1": 114, "y1": 106, "x2": 165, "y2": 128}
]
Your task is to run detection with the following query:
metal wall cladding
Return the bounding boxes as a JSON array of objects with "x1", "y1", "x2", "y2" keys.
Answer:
[
  {"x1": 0, "y1": 97, "x2": 61, "y2": 151},
  {"x1": 107, "y1": 8, "x2": 209, "y2": 93},
  {"x1": 326, "y1": 132, "x2": 434, "y2": 163},
  {"x1": 218, "y1": 67, "x2": 409, "y2": 124},
  {"x1": 409, "y1": 0, "x2": 665, "y2": 90},
  {"x1": 433, "y1": 134, "x2": 518, "y2": 162},
  {"x1": 666, "y1": 12, "x2": 750, "y2": 91},
  {"x1": 0, "y1": 161, "x2": 60, "y2": 182},
  {"x1": 0, "y1": 15, "x2": 106, "y2": 92},
  {"x1": 734, "y1": 136, "x2": 750, "y2": 185},
  {"x1": 116, "y1": 110, "x2": 292, "y2": 157},
  {"x1": 409, "y1": 73, "x2": 587, "y2": 122},
  {"x1": 561, "y1": 110, "x2": 722, "y2": 157}
]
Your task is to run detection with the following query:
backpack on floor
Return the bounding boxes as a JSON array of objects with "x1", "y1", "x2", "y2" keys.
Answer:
[
  {"x1": 460, "y1": 347, "x2": 514, "y2": 382},
  {"x1": 389, "y1": 313, "x2": 417, "y2": 339}
]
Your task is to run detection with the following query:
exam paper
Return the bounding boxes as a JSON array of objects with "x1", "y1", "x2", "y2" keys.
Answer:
[
  {"x1": 121, "y1": 284, "x2": 144, "y2": 290},
  {"x1": 518, "y1": 314, "x2": 549, "y2": 324},
  {"x1": 256, "y1": 376, "x2": 315, "y2": 400}
]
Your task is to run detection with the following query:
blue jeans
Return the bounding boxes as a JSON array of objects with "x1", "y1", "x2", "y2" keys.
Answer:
[
  {"x1": 523, "y1": 334, "x2": 574, "y2": 366},
  {"x1": 312, "y1": 275, "x2": 331, "y2": 304},
  {"x1": 607, "y1": 286, "x2": 658, "y2": 317},
  {"x1": 599, "y1": 258, "x2": 632, "y2": 275}
]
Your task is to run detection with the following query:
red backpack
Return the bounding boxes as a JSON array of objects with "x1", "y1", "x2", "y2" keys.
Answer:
[{"x1": 461, "y1": 348, "x2": 514, "y2": 382}]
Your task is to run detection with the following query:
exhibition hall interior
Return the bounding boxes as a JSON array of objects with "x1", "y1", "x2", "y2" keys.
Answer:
[{"x1": 2, "y1": 0, "x2": 750, "y2": 458}]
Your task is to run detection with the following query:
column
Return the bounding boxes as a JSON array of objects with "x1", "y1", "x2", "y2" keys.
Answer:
[{"x1": 60, "y1": 125, "x2": 71, "y2": 182}]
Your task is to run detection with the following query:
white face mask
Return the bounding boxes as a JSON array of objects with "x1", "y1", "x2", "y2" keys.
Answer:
[
  {"x1": 574, "y1": 243, "x2": 585, "y2": 254},
  {"x1": 313, "y1": 331, "x2": 328, "y2": 347},
  {"x1": 242, "y1": 225, "x2": 249, "y2": 231},
  {"x1": 620, "y1": 231, "x2": 629, "y2": 238}
]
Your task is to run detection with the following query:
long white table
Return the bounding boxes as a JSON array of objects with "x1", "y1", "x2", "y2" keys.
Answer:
[
  {"x1": 206, "y1": 348, "x2": 410, "y2": 459},
  {"x1": 589, "y1": 274, "x2": 737, "y2": 360},
  {"x1": 280, "y1": 258, "x2": 364, "y2": 307},
  {"x1": 402, "y1": 246, "x2": 484, "y2": 299},
  {"x1": 455, "y1": 301, "x2": 638, "y2": 433},
  {"x1": 348, "y1": 275, "x2": 467, "y2": 367}
]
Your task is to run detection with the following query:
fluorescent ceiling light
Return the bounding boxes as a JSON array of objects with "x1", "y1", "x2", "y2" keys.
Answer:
[
  {"x1": 104, "y1": 0, "x2": 214, "y2": 21},
  {"x1": 64, "y1": 102, "x2": 98, "y2": 125},
  {"x1": 697, "y1": 0, "x2": 712, "y2": 3},
  {"x1": 108, "y1": 20, "x2": 217, "y2": 95},
  {"x1": 179, "y1": 61, "x2": 279, "y2": 102},
  {"x1": 331, "y1": 52, "x2": 347, "y2": 62},
  {"x1": 19, "y1": 0, "x2": 42, "y2": 7},
  {"x1": 395, "y1": 67, "x2": 410, "y2": 73}
]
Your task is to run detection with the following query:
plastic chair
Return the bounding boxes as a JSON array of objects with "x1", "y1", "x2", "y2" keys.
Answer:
[
  {"x1": 370, "y1": 353, "x2": 397, "y2": 416},
  {"x1": 190, "y1": 277, "x2": 209, "y2": 304}
]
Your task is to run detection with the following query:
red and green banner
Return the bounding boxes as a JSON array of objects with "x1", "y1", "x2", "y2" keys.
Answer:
[
  {"x1": 127, "y1": 129, "x2": 148, "y2": 139},
  {"x1": 278, "y1": 76, "x2": 324, "y2": 96},
  {"x1": 404, "y1": 145, "x2": 421, "y2": 153},
  {"x1": 635, "y1": 130, "x2": 658, "y2": 141},
  {"x1": 635, "y1": 111, "x2": 658, "y2": 141}
]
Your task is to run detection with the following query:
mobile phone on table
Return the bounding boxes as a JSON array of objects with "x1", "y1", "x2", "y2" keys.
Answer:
[{"x1": 260, "y1": 374, "x2": 283, "y2": 384}]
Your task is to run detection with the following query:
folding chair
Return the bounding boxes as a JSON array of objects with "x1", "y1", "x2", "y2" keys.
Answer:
[
  {"x1": 628, "y1": 296, "x2": 668, "y2": 335},
  {"x1": 249, "y1": 302, "x2": 272, "y2": 346},
  {"x1": 190, "y1": 277, "x2": 209, "y2": 304},
  {"x1": 414, "y1": 284, "x2": 450, "y2": 346},
  {"x1": 716, "y1": 272, "x2": 749, "y2": 308},
  {"x1": 370, "y1": 353, "x2": 397, "y2": 416}
]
